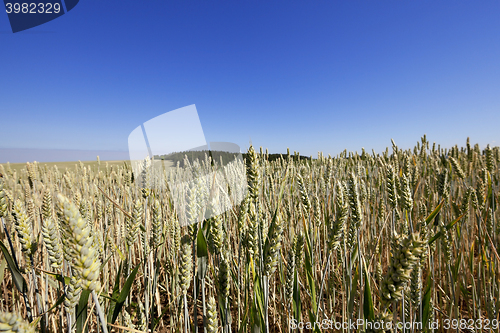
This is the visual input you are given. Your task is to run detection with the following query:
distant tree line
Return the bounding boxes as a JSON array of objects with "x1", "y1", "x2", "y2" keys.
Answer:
[
  {"x1": 154, "y1": 150, "x2": 240, "y2": 168},
  {"x1": 154, "y1": 150, "x2": 310, "y2": 168}
]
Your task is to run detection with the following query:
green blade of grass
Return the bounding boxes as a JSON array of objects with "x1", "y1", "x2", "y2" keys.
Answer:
[
  {"x1": 106, "y1": 262, "x2": 122, "y2": 323},
  {"x1": 421, "y1": 273, "x2": 432, "y2": 332},
  {"x1": 111, "y1": 260, "x2": 141, "y2": 324},
  {"x1": 428, "y1": 214, "x2": 463, "y2": 245},
  {"x1": 37, "y1": 269, "x2": 70, "y2": 285},
  {"x1": 0, "y1": 259, "x2": 7, "y2": 286},
  {"x1": 362, "y1": 258, "x2": 375, "y2": 322},
  {"x1": 292, "y1": 268, "x2": 301, "y2": 323},
  {"x1": 0, "y1": 240, "x2": 28, "y2": 295},
  {"x1": 425, "y1": 200, "x2": 444, "y2": 226},
  {"x1": 348, "y1": 263, "x2": 359, "y2": 317},
  {"x1": 76, "y1": 289, "x2": 91, "y2": 333}
]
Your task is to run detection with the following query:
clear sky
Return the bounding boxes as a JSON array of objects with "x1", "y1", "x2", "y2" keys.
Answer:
[{"x1": 1, "y1": 0, "x2": 499, "y2": 162}]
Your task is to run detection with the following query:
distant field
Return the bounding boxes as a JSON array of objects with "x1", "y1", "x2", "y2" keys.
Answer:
[
  {"x1": 0, "y1": 160, "x2": 131, "y2": 174},
  {"x1": 0, "y1": 151, "x2": 305, "y2": 175}
]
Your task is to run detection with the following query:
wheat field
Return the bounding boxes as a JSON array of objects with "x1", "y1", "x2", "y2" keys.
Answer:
[{"x1": 0, "y1": 136, "x2": 499, "y2": 333}]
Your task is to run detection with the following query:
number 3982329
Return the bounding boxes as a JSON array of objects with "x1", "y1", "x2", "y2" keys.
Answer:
[{"x1": 5, "y1": 3, "x2": 61, "y2": 14}]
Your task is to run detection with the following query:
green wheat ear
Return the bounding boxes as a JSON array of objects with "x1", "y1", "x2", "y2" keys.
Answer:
[
  {"x1": 41, "y1": 217, "x2": 64, "y2": 269},
  {"x1": 11, "y1": 200, "x2": 33, "y2": 268},
  {"x1": 56, "y1": 194, "x2": 101, "y2": 291},
  {"x1": 246, "y1": 201, "x2": 258, "y2": 259},
  {"x1": 122, "y1": 309, "x2": 136, "y2": 330},
  {"x1": 366, "y1": 310, "x2": 393, "y2": 333},
  {"x1": 246, "y1": 145, "x2": 260, "y2": 201},
  {"x1": 386, "y1": 164, "x2": 399, "y2": 209},
  {"x1": 151, "y1": 199, "x2": 163, "y2": 249},
  {"x1": 178, "y1": 235, "x2": 192, "y2": 295},
  {"x1": 449, "y1": 156, "x2": 466, "y2": 180},
  {"x1": 284, "y1": 247, "x2": 296, "y2": 305},
  {"x1": 0, "y1": 311, "x2": 35, "y2": 333},
  {"x1": 64, "y1": 275, "x2": 82, "y2": 312},
  {"x1": 485, "y1": 144, "x2": 495, "y2": 173},
  {"x1": 380, "y1": 232, "x2": 426, "y2": 305},
  {"x1": 401, "y1": 173, "x2": 413, "y2": 211},
  {"x1": 264, "y1": 213, "x2": 284, "y2": 277},
  {"x1": 0, "y1": 180, "x2": 8, "y2": 218},
  {"x1": 209, "y1": 200, "x2": 224, "y2": 256},
  {"x1": 206, "y1": 296, "x2": 219, "y2": 333},
  {"x1": 41, "y1": 188, "x2": 53, "y2": 220},
  {"x1": 219, "y1": 256, "x2": 230, "y2": 301}
]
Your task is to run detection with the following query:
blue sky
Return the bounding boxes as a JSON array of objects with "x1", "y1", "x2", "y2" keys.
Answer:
[{"x1": 1, "y1": 0, "x2": 499, "y2": 162}]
